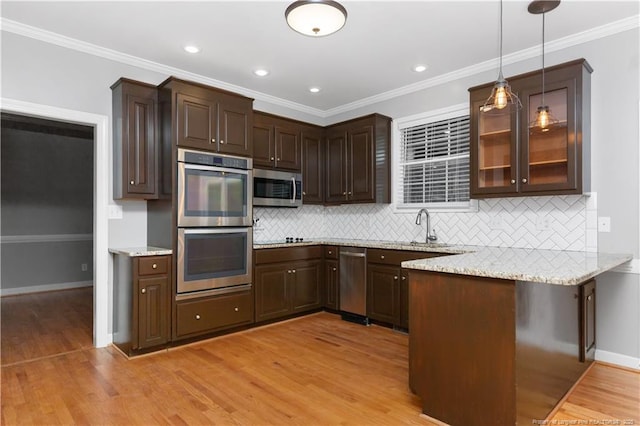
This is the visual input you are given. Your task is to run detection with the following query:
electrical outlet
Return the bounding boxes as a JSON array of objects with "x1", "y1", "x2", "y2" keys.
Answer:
[
  {"x1": 489, "y1": 216, "x2": 503, "y2": 230},
  {"x1": 108, "y1": 204, "x2": 123, "y2": 219},
  {"x1": 81, "y1": 263, "x2": 88, "y2": 272},
  {"x1": 598, "y1": 216, "x2": 611, "y2": 233},
  {"x1": 536, "y1": 215, "x2": 551, "y2": 231}
]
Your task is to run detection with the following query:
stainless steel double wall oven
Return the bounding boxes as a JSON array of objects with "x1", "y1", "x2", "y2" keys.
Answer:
[{"x1": 176, "y1": 148, "x2": 253, "y2": 296}]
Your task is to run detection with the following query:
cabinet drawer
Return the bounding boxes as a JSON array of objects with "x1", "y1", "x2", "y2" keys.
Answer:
[
  {"x1": 324, "y1": 246, "x2": 338, "y2": 259},
  {"x1": 254, "y1": 246, "x2": 322, "y2": 264},
  {"x1": 138, "y1": 256, "x2": 169, "y2": 275},
  {"x1": 367, "y1": 249, "x2": 443, "y2": 266},
  {"x1": 176, "y1": 291, "x2": 253, "y2": 337}
]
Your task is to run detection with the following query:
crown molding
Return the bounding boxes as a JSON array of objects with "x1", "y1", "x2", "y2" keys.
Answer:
[
  {"x1": 2, "y1": 14, "x2": 638, "y2": 120},
  {"x1": 0, "y1": 18, "x2": 326, "y2": 118}
]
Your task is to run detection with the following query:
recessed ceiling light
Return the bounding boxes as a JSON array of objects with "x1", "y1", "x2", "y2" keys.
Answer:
[
  {"x1": 309, "y1": 87, "x2": 321, "y2": 93},
  {"x1": 254, "y1": 69, "x2": 270, "y2": 77},
  {"x1": 413, "y1": 64, "x2": 428, "y2": 73},
  {"x1": 184, "y1": 45, "x2": 200, "y2": 54}
]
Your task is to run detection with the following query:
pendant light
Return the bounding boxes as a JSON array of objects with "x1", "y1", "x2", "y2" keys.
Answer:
[
  {"x1": 285, "y1": 0, "x2": 347, "y2": 37},
  {"x1": 482, "y1": 0, "x2": 521, "y2": 113},
  {"x1": 528, "y1": 0, "x2": 561, "y2": 132}
]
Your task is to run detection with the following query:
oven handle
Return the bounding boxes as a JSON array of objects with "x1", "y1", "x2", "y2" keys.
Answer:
[
  {"x1": 291, "y1": 177, "x2": 297, "y2": 203},
  {"x1": 182, "y1": 227, "x2": 251, "y2": 235},
  {"x1": 183, "y1": 163, "x2": 250, "y2": 176}
]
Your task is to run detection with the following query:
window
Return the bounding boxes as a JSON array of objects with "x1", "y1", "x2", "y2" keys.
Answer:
[{"x1": 395, "y1": 104, "x2": 472, "y2": 210}]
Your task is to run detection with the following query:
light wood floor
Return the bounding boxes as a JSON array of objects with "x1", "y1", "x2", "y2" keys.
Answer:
[{"x1": 1, "y1": 293, "x2": 639, "y2": 425}]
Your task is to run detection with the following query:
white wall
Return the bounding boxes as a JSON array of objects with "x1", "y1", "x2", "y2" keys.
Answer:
[{"x1": 1, "y1": 24, "x2": 637, "y2": 365}]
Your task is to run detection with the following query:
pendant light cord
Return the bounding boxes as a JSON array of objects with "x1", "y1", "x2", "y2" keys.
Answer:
[
  {"x1": 541, "y1": 12, "x2": 546, "y2": 106},
  {"x1": 499, "y1": 0, "x2": 503, "y2": 74}
]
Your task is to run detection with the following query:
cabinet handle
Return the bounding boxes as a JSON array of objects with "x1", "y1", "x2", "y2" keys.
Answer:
[
  {"x1": 522, "y1": 178, "x2": 528, "y2": 184},
  {"x1": 220, "y1": 140, "x2": 225, "y2": 144},
  {"x1": 380, "y1": 255, "x2": 385, "y2": 260},
  {"x1": 152, "y1": 263, "x2": 157, "y2": 269},
  {"x1": 234, "y1": 307, "x2": 239, "y2": 312},
  {"x1": 510, "y1": 179, "x2": 516, "y2": 184},
  {"x1": 270, "y1": 157, "x2": 275, "y2": 161},
  {"x1": 394, "y1": 276, "x2": 398, "y2": 280},
  {"x1": 141, "y1": 288, "x2": 146, "y2": 294},
  {"x1": 211, "y1": 138, "x2": 216, "y2": 143},
  {"x1": 195, "y1": 314, "x2": 201, "y2": 320},
  {"x1": 130, "y1": 180, "x2": 135, "y2": 185},
  {"x1": 302, "y1": 191, "x2": 306, "y2": 196},
  {"x1": 332, "y1": 267, "x2": 337, "y2": 271}
]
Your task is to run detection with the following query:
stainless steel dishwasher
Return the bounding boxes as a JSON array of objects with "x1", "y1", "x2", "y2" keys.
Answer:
[{"x1": 339, "y1": 247, "x2": 368, "y2": 324}]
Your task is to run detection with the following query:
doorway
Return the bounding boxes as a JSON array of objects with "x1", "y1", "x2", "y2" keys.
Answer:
[{"x1": 1, "y1": 97, "x2": 110, "y2": 348}]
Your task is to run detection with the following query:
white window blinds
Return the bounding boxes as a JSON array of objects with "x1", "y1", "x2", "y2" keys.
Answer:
[{"x1": 397, "y1": 114, "x2": 470, "y2": 206}]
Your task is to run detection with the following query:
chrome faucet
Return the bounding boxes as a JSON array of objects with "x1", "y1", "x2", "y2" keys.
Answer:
[{"x1": 415, "y1": 208, "x2": 438, "y2": 243}]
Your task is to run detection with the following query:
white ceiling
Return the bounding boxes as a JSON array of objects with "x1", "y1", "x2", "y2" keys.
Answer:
[{"x1": 1, "y1": 1, "x2": 638, "y2": 115}]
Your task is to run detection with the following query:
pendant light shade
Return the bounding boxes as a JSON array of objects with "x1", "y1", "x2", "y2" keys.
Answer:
[
  {"x1": 529, "y1": 0, "x2": 561, "y2": 132},
  {"x1": 482, "y1": 0, "x2": 521, "y2": 113},
  {"x1": 285, "y1": 0, "x2": 347, "y2": 37}
]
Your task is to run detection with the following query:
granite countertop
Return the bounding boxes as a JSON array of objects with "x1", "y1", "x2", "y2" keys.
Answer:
[
  {"x1": 254, "y1": 239, "x2": 632, "y2": 286},
  {"x1": 109, "y1": 246, "x2": 173, "y2": 257}
]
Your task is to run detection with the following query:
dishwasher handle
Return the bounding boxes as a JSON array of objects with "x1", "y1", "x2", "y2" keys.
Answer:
[{"x1": 340, "y1": 252, "x2": 366, "y2": 258}]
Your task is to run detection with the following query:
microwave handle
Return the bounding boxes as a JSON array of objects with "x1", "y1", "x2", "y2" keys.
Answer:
[{"x1": 291, "y1": 177, "x2": 296, "y2": 203}]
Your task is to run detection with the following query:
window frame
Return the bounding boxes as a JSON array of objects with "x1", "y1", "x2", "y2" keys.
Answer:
[{"x1": 392, "y1": 103, "x2": 478, "y2": 213}]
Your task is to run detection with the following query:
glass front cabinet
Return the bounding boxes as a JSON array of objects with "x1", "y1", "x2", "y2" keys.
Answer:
[{"x1": 470, "y1": 59, "x2": 592, "y2": 198}]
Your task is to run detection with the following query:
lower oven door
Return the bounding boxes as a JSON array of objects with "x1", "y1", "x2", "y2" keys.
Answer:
[{"x1": 177, "y1": 227, "x2": 252, "y2": 294}]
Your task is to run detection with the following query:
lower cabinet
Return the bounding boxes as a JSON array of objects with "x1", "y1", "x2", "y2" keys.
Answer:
[
  {"x1": 175, "y1": 290, "x2": 253, "y2": 339},
  {"x1": 367, "y1": 249, "x2": 445, "y2": 329},
  {"x1": 579, "y1": 279, "x2": 596, "y2": 362},
  {"x1": 113, "y1": 254, "x2": 171, "y2": 355},
  {"x1": 324, "y1": 246, "x2": 339, "y2": 310},
  {"x1": 254, "y1": 246, "x2": 323, "y2": 322}
]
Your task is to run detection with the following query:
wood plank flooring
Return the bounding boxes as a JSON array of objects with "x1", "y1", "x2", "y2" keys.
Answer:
[
  {"x1": 1, "y1": 287, "x2": 93, "y2": 366},
  {"x1": 1, "y1": 290, "x2": 638, "y2": 425}
]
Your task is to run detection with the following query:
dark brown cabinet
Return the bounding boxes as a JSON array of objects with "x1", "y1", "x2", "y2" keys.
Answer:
[
  {"x1": 325, "y1": 114, "x2": 391, "y2": 204},
  {"x1": 161, "y1": 77, "x2": 253, "y2": 157},
  {"x1": 579, "y1": 279, "x2": 596, "y2": 362},
  {"x1": 113, "y1": 254, "x2": 171, "y2": 355},
  {"x1": 301, "y1": 126, "x2": 325, "y2": 204},
  {"x1": 253, "y1": 112, "x2": 302, "y2": 171},
  {"x1": 111, "y1": 78, "x2": 158, "y2": 199},
  {"x1": 367, "y1": 248, "x2": 444, "y2": 329},
  {"x1": 254, "y1": 246, "x2": 323, "y2": 322},
  {"x1": 470, "y1": 59, "x2": 591, "y2": 198},
  {"x1": 324, "y1": 246, "x2": 339, "y2": 310}
]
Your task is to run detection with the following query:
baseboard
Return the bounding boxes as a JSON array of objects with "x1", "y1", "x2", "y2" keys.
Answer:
[
  {"x1": 0, "y1": 280, "x2": 93, "y2": 296},
  {"x1": 595, "y1": 349, "x2": 640, "y2": 370}
]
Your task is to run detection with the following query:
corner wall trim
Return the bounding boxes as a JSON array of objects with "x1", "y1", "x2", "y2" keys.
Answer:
[
  {"x1": 0, "y1": 280, "x2": 93, "y2": 297},
  {"x1": 595, "y1": 349, "x2": 640, "y2": 371}
]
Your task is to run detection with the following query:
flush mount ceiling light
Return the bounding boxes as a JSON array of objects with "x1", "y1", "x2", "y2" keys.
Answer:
[
  {"x1": 285, "y1": 0, "x2": 347, "y2": 37},
  {"x1": 529, "y1": 0, "x2": 561, "y2": 132},
  {"x1": 253, "y1": 69, "x2": 270, "y2": 77},
  {"x1": 482, "y1": 0, "x2": 521, "y2": 113},
  {"x1": 413, "y1": 65, "x2": 428, "y2": 73},
  {"x1": 183, "y1": 45, "x2": 200, "y2": 54}
]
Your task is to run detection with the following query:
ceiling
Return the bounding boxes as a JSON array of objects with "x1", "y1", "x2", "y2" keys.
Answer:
[{"x1": 1, "y1": 1, "x2": 638, "y2": 116}]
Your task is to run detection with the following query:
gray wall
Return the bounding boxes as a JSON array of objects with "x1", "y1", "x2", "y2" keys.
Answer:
[
  {"x1": 1, "y1": 125, "x2": 94, "y2": 290},
  {"x1": 1, "y1": 24, "x2": 637, "y2": 361}
]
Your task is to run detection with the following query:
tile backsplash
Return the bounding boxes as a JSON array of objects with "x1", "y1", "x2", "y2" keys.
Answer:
[{"x1": 254, "y1": 194, "x2": 595, "y2": 251}]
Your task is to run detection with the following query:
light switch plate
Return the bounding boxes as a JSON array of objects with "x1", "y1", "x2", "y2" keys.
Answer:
[
  {"x1": 108, "y1": 204, "x2": 123, "y2": 219},
  {"x1": 597, "y1": 216, "x2": 611, "y2": 232}
]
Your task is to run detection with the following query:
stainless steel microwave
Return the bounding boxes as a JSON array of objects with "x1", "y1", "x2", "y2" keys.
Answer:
[{"x1": 253, "y1": 168, "x2": 302, "y2": 208}]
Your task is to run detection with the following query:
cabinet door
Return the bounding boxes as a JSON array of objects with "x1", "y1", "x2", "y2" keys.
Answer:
[
  {"x1": 254, "y1": 264, "x2": 290, "y2": 322},
  {"x1": 400, "y1": 270, "x2": 409, "y2": 329},
  {"x1": 301, "y1": 128, "x2": 324, "y2": 204},
  {"x1": 580, "y1": 280, "x2": 596, "y2": 362},
  {"x1": 137, "y1": 275, "x2": 169, "y2": 350},
  {"x1": 252, "y1": 119, "x2": 275, "y2": 168},
  {"x1": 348, "y1": 125, "x2": 375, "y2": 203},
  {"x1": 520, "y1": 76, "x2": 578, "y2": 194},
  {"x1": 325, "y1": 259, "x2": 339, "y2": 310},
  {"x1": 124, "y1": 92, "x2": 156, "y2": 197},
  {"x1": 470, "y1": 94, "x2": 519, "y2": 197},
  {"x1": 176, "y1": 93, "x2": 217, "y2": 151},
  {"x1": 274, "y1": 125, "x2": 301, "y2": 171},
  {"x1": 291, "y1": 260, "x2": 322, "y2": 313},
  {"x1": 325, "y1": 129, "x2": 347, "y2": 203},
  {"x1": 218, "y1": 95, "x2": 252, "y2": 157},
  {"x1": 367, "y1": 264, "x2": 401, "y2": 324}
]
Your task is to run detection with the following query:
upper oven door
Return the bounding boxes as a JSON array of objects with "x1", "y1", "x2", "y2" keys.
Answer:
[
  {"x1": 178, "y1": 162, "x2": 252, "y2": 227},
  {"x1": 253, "y1": 169, "x2": 302, "y2": 207}
]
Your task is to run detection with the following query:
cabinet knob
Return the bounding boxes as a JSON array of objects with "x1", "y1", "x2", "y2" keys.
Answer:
[
  {"x1": 287, "y1": 270, "x2": 292, "y2": 274},
  {"x1": 328, "y1": 251, "x2": 332, "y2": 255},
  {"x1": 141, "y1": 288, "x2": 146, "y2": 294},
  {"x1": 302, "y1": 191, "x2": 306, "y2": 196},
  {"x1": 220, "y1": 140, "x2": 225, "y2": 144},
  {"x1": 152, "y1": 263, "x2": 157, "y2": 269},
  {"x1": 394, "y1": 276, "x2": 398, "y2": 280},
  {"x1": 343, "y1": 192, "x2": 347, "y2": 196},
  {"x1": 130, "y1": 180, "x2": 135, "y2": 185},
  {"x1": 277, "y1": 157, "x2": 280, "y2": 161},
  {"x1": 270, "y1": 157, "x2": 275, "y2": 161},
  {"x1": 380, "y1": 255, "x2": 385, "y2": 260},
  {"x1": 587, "y1": 295, "x2": 592, "y2": 301},
  {"x1": 234, "y1": 307, "x2": 239, "y2": 312},
  {"x1": 510, "y1": 179, "x2": 516, "y2": 184},
  {"x1": 211, "y1": 138, "x2": 216, "y2": 143},
  {"x1": 402, "y1": 276, "x2": 406, "y2": 281},
  {"x1": 195, "y1": 314, "x2": 201, "y2": 320},
  {"x1": 348, "y1": 191, "x2": 352, "y2": 195},
  {"x1": 522, "y1": 178, "x2": 528, "y2": 183},
  {"x1": 292, "y1": 269, "x2": 296, "y2": 273},
  {"x1": 332, "y1": 267, "x2": 337, "y2": 271}
]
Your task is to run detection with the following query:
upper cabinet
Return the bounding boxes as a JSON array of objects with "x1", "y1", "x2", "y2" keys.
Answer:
[
  {"x1": 301, "y1": 125, "x2": 325, "y2": 204},
  {"x1": 112, "y1": 78, "x2": 158, "y2": 200},
  {"x1": 470, "y1": 59, "x2": 592, "y2": 198},
  {"x1": 161, "y1": 77, "x2": 253, "y2": 157},
  {"x1": 253, "y1": 112, "x2": 302, "y2": 171},
  {"x1": 325, "y1": 114, "x2": 392, "y2": 204}
]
